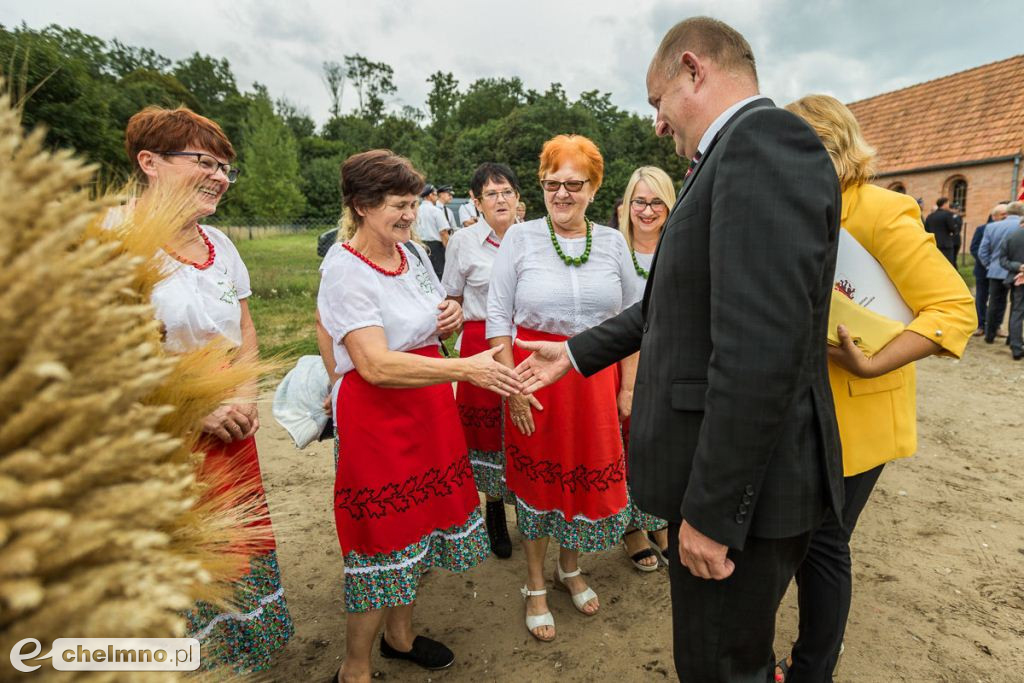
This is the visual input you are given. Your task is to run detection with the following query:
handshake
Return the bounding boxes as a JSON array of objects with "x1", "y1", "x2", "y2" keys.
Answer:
[{"x1": 459, "y1": 339, "x2": 573, "y2": 399}]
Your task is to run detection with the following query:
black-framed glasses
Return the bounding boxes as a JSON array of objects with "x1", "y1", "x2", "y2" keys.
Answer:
[
  {"x1": 540, "y1": 179, "x2": 589, "y2": 193},
  {"x1": 481, "y1": 189, "x2": 518, "y2": 202},
  {"x1": 630, "y1": 198, "x2": 668, "y2": 212},
  {"x1": 157, "y1": 151, "x2": 240, "y2": 183}
]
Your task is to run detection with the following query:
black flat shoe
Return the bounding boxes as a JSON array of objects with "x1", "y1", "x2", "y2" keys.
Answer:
[
  {"x1": 380, "y1": 635, "x2": 454, "y2": 670},
  {"x1": 485, "y1": 500, "x2": 512, "y2": 559}
]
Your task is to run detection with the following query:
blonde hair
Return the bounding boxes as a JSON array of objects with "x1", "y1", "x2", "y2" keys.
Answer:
[
  {"x1": 618, "y1": 166, "x2": 676, "y2": 249},
  {"x1": 785, "y1": 94, "x2": 876, "y2": 191}
]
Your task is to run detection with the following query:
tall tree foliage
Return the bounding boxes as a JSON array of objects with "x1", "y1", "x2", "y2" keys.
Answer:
[{"x1": 232, "y1": 95, "x2": 306, "y2": 222}]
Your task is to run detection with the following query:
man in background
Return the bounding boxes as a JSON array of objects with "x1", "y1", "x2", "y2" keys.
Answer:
[
  {"x1": 997, "y1": 212, "x2": 1024, "y2": 360},
  {"x1": 979, "y1": 202, "x2": 1024, "y2": 343},
  {"x1": 416, "y1": 184, "x2": 449, "y2": 278},
  {"x1": 970, "y1": 204, "x2": 1007, "y2": 336},
  {"x1": 436, "y1": 184, "x2": 458, "y2": 243},
  {"x1": 925, "y1": 197, "x2": 960, "y2": 267},
  {"x1": 459, "y1": 190, "x2": 480, "y2": 227}
]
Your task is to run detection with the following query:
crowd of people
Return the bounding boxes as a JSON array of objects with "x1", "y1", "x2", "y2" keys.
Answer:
[{"x1": 117, "y1": 14, "x2": 989, "y2": 683}]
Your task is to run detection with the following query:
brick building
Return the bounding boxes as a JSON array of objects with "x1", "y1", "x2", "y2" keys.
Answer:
[{"x1": 847, "y1": 54, "x2": 1024, "y2": 250}]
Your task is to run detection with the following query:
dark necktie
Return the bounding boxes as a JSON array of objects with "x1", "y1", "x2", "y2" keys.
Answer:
[{"x1": 685, "y1": 151, "x2": 702, "y2": 180}]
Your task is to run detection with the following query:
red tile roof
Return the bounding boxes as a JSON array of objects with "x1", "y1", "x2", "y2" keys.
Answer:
[{"x1": 847, "y1": 54, "x2": 1024, "y2": 175}]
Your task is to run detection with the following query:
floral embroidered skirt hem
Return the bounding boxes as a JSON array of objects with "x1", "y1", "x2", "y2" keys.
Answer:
[
  {"x1": 469, "y1": 447, "x2": 512, "y2": 501},
  {"x1": 186, "y1": 550, "x2": 294, "y2": 674},
  {"x1": 343, "y1": 509, "x2": 490, "y2": 612},
  {"x1": 627, "y1": 492, "x2": 669, "y2": 532},
  {"x1": 516, "y1": 497, "x2": 630, "y2": 552}
]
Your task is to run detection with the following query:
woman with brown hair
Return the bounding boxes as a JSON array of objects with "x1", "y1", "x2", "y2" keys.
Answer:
[
  {"x1": 317, "y1": 149, "x2": 521, "y2": 682},
  {"x1": 124, "y1": 105, "x2": 293, "y2": 673}
]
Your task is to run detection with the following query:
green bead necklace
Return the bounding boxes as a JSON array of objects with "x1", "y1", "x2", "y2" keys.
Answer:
[
  {"x1": 546, "y1": 214, "x2": 592, "y2": 267},
  {"x1": 630, "y1": 249, "x2": 649, "y2": 279}
]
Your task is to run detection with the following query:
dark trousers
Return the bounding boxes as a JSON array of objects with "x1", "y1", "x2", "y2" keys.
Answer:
[
  {"x1": 1009, "y1": 285, "x2": 1024, "y2": 356},
  {"x1": 423, "y1": 240, "x2": 445, "y2": 279},
  {"x1": 787, "y1": 464, "x2": 884, "y2": 682},
  {"x1": 940, "y1": 246, "x2": 957, "y2": 269},
  {"x1": 984, "y1": 278, "x2": 1010, "y2": 341},
  {"x1": 973, "y1": 269, "x2": 989, "y2": 329},
  {"x1": 667, "y1": 523, "x2": 811, "y2": 682}
]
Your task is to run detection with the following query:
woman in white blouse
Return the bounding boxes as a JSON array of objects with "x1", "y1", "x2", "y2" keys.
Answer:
[
  {"x1": 317, "y1": 150, "x2": 521, "y2": 683},
  {"x1": 487, "y1": 134, "x2": 641, "y2": 642},
  {"x1": 616, "y1": 166, "x2": 677, "y2": 571},
  {"x1": 441, "y1": 162, "x2": 523, "y2": 560},
  {"x1": 124, "y1": 106, "x2": 293, "y2": 673}
]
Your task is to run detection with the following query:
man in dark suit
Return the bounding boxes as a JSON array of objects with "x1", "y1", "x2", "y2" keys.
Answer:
[
  {"x1": 925, "y1": 197, "x2": 960, "y2": 267},
  {"x1": 513, "y1": 16, "x2": 843, "y2": 682}
]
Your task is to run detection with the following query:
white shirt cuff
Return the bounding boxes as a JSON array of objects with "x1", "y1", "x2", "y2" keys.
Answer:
[{"x1": 564, "y1": 341, "x2": 581, "y2": 373}]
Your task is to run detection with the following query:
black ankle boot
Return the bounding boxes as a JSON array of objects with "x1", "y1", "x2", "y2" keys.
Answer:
[{"x1": 485, "y1": 500, "x2": 512, "y2": 558}]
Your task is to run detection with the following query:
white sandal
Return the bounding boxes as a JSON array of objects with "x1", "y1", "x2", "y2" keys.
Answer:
[
  {"x1": 520, "y1": 585, "x2": 555, "y2": 641},
  {"x1": 553, "y1": 564, "x2": 599, "y2": 615}
]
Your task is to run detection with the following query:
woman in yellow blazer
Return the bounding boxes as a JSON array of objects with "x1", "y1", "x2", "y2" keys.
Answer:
[{"x1": 776, "y1": 95, "x2": 977, "y2": 681}]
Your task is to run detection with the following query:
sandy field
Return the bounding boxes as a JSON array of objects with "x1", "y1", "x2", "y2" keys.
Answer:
[{"x1": 258, "y1": 336, "x2": 1023, "y2": 682}]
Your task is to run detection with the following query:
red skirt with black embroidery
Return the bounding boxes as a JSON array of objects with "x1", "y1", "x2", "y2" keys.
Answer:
[
  {"x1": 333, "y1": 345, "x2": 479, "y2": 556},
  {"x1": 196, "y1": 434, "x2": 276, "y2": 556},
  {"x1": 455, "y1": 320, "x2": 502, "y2": 453},
  {"x1": 506, "y1": 328, "x2": 627, "y2": 521}
]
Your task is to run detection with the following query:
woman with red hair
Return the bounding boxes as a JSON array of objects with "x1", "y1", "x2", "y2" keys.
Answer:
[
  {"x1": 124, "y1": 106, "x2": 293, "y2": 673},
  {"x1": 487, "y1": 134, "x2": 640, "y2": 641}
]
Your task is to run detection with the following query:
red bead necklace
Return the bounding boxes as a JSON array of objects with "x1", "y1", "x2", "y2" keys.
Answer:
[
  {"x1": 165, "y1": 224, "x2": 216, "y2": 270},
  {"x1": 342, "y1": 242, "x2": 407, "y2": 276},
  {"x1": 485, "y1": 236, "x2": 501, "y2": 248}
]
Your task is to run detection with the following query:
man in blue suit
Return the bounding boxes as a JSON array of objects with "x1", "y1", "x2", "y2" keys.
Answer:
[
  {"x1": 970, "y1": 204, "x2": 1007, "y2": 336},
  {"x1": 978, "y1": 202, "x2": 1024, "y2": 342}
]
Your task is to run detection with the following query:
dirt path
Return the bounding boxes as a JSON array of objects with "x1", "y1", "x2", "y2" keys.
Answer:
[{"x1": 259, "y1": 336, "x2": 1023, "y2": 682}]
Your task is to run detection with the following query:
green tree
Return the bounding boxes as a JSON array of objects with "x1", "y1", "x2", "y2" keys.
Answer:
[
  {"x1": 344, "y1": 54, "x2": 396, "y2": 124},
  {"x1": 232, "y1": 95, "x2": 306, "y2": 222}
]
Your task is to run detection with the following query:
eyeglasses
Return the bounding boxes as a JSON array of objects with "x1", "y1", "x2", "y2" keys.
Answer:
[
  {"x1": 157, "y1": 151, "x2": 240, "y2": 183},
  {"x1": 630, "y1": 198, "x2": 668, "y2": 212},
  {"x1": 481, "y1": 189, "x2": 518, "y2": 202},
  {"x1": 540, "y1": 179, "x2": 589, "y2": 193}
]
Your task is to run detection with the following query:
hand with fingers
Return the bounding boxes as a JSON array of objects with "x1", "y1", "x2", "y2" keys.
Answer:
[
  {"x1": 513, "y1": 339, "x2": 572, "y2": 395},
  {"x1": 678, "y1": 520, "x2": 735, "y2": 580},
  {"x1": 827, "y1": 324, "x2": 877, "y2": 378},
  {"x1": 234, "y1": 402, "x2": 261, "y2": 439},
  {"x1": 463, "y1": 344, "x2": 523, "y2": 397},
  {"x1": 508, "y1": 393, "x2": 543, "y2": 436},
  {"x1": 201, "y1": 404, "x2": 253, "y2": 443},
  {"x1": 436, "y1": 299, "x2": 464, "y2": 339}
]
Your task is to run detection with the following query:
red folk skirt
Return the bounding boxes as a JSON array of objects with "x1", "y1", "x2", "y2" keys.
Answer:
[
  {"x1": 455, "y1": 320, "x2": 502, "y2": 453},
  {"x1": 505, "y1": 328, "x2": 627, "y2": 521},
  {"x1": 333, "y1": 345, "x2": 479, "y2": 556},
  {"x1": 196, "y1": 434, "x2": 276, "y2": 555}
]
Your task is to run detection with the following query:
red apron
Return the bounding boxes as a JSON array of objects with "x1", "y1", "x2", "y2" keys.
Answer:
[
  {"x1": 506, "y1": 328, "x2": 627, "y2": 521},
  {"x1": 455, "y1": 320, "x2": 502, "y2": 453},
  {"x1": 334, "y1": 346, "x2": 478, "y2": 556},
  {"x1": 197, "y1": 434, "x2": 276, "y2": 555}
]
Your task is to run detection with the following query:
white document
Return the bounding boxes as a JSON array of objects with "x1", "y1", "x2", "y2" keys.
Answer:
[{"x1": 832, "y1": 228, "x2": 914, "y2": 324}]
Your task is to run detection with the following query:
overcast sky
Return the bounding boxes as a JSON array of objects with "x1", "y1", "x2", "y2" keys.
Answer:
[{"x1": 2, "y1": 0, "x2": 1020, "y2": 125}]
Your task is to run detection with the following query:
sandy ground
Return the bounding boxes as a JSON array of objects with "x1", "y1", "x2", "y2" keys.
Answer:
[{"x1": 257, "y1": 336, "x2": 1023, "y2": 682}]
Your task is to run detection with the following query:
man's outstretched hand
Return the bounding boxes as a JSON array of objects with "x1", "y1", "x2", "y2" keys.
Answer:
[{"x1": 514, "y1": 339, "x2": 572, "y2": 394}]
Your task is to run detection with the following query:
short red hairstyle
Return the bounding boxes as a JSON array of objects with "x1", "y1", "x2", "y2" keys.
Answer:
[
  {"x1": 538, "y1": 134, "x2": 604, "y2": 192},
  {"x1": 125, "y1": 106, "x2": 235, "y2": 180}
]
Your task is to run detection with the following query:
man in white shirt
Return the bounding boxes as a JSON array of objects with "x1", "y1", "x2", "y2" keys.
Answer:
[
  {"x1": 417, "y1": 184, "x2": 449, "y2": 278},
  {"x1": 459, "y1": 191, "x2": 480, "y2": 227},
  {"x1": 436, "y1": 185, "x2": 458, "y2": 241}
]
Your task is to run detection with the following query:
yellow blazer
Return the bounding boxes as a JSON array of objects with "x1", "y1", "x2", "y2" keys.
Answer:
[{"x1": 831, "y1": 184, "x2": 976, "y2": 476}]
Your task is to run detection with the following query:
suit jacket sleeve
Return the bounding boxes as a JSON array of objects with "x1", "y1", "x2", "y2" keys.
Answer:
[
  {"x1": 999, "y1": 232, "x2": 1023, "y2": 275},
  {"x1": 566, "y1": 302, "x2": 644, "y2": 376},
  {"x1": 978, "y1": 230, "x2": 994, "y2": 267},
  {"x1": 680, "y1": 108, "x2": 839, "y2": 548},
  {"x1": 970, "y1": 226, "x2": 985, "y2": 259}
]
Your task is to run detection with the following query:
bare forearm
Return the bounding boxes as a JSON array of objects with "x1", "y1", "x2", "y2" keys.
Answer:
[
  {"x1": 619, "y1": 352, "x2": 639, "y2": 392},
  {"x1": 868, "y1": 330, "x2": 942, "y2": 377},
  {"x1": 357, "y1": 348, "x2": 467, "y2": 387},
  {"x1": 490, "y1": 335, "x2": 515, "y2": 369}
]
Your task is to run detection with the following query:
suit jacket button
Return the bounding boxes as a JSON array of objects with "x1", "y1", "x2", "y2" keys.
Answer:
[
  {"x1": 738, "y1": 503, "x2": 748, "y2": 514},
  {"x1": 742, "y1": 494, "x2": 751, "y2": 504},
  {"x1": 745, "y1": 485, "x2": 754, "y2": 496},
  {"x1": 642, "y1": 321, "x2": 650, "y2": 333},
  {"x1": 735, "y1": 514, "x2": 744, "y2": 524}
]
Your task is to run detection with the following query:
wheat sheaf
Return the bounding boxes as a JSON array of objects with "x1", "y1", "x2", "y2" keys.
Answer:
[{"x1": 0, "y1": 89, "x2": 274, "y2": 680}]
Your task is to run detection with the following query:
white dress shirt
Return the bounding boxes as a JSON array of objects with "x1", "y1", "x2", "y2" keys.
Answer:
[
  {"x1": 486, "y1": 218, "x2": 640, "y2": 339},
  {"x1": 416, "y1": 200, "x2": 448, "y2": 242},
  {"x1": 458, "y1": 201, "x2": 479, "y2": 226},
  {"x1": 441, "y1": 219, "x2": 501, "y2": 321}
]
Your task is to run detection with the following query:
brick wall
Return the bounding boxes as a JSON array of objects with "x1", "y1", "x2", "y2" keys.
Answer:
[{"x1": 873, "y1": 159, "x2": 1019, "y2": 248}]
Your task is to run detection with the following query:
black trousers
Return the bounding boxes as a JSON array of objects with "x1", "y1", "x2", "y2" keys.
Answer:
[
  {"x1": 787, "y1": 464, "x2": 884, "y2": 682},
  {"x1": 984, "y1": 278, "x2": 1010, "y2": 341},
  {"x1": 667, "y1": 523, "x2": 811, "y2": 682},
  {"x1": 973, "y1": 269, "x2": 989, "y2": 329},
  {"x1": 423, "y1": 240, "x2": 445, "y2": 279},
  {"x1": 1009, "y1": 285, "x2": 1024, "y2": 356},
  {"x1": 939, "y1": 246, "x2": 957, "y2": 269}
]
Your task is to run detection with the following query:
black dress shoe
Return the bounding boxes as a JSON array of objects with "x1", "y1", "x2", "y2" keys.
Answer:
[
  {"x1": 380, "y1": 635, "x2": 454, "y2": 670},
  {"x1": 485, "y1": 500, "x2": 512, "y2": 558}
]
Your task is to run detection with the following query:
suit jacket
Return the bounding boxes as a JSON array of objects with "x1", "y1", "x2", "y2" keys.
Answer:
[
  {"x1": 568, "y1": 98, "x2": 843, "y2": 549},
  {"x1": 978, "y1": 216, "x2": 1020, "y2": 280},
  {"x1": 998, "y1": 226, "x2": 1024, "y2": 278},
  {"x1": 831, "y1": 184, "x2": 975, "y2": 477},
  {"x1": 924, "y1": 209, "x2": 958, "y2": 249}
]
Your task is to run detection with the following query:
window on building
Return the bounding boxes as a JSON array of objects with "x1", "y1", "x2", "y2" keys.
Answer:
[
  {"x1": 888, "y1": 182, "x2": 906, "y2": 193},
  {"x1": 949, "y1": 177, "x2": 968, "y2": 211}
]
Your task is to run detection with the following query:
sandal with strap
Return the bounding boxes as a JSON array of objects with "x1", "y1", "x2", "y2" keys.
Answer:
[
  {"x1": 553, "y1": 564, "x2": 599, "y2": 615},
  {"x1": 520, "y1": 585, "x2": 555, "y2": 641},
  {"x1": 622, "y1": 529, "x2": 659, "y2": 572},
  {"x1": 647, "y1": 527, "x2": 670, "y2": 566},
  {"x1": 774, "y1": 656, "x2": 791, "y2": 682}
]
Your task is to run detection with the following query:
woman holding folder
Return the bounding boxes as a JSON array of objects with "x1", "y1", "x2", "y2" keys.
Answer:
[{"x1": 776, "y1": 95, "x2": 977, "y2": 681}]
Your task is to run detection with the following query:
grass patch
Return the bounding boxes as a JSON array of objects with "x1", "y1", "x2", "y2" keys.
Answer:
[{"x1": 236, "y1": 230, "x2": 323, "y2": 360}]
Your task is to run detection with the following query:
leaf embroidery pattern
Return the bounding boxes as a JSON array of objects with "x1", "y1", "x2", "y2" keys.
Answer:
[
  {"x1": 507, "y1": 445, "x2": 625, "y2": 494},
  {"x1": 335, "y1": 454, "x2": 473, "y2": 520}
]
